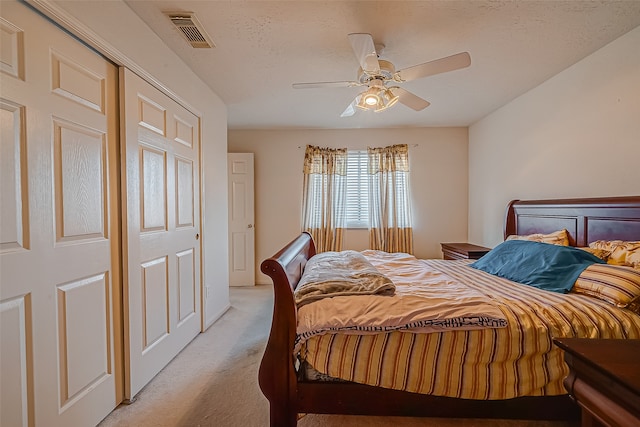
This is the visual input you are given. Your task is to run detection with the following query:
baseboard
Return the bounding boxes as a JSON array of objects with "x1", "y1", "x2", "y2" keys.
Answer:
[{"x1": 203, "y1": 302, "x2": 231, "y2": 331}]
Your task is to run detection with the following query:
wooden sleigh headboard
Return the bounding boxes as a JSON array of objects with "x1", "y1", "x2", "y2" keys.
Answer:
[{"x1": 504, "y1": 196, "x2": 640, "y2": 247}]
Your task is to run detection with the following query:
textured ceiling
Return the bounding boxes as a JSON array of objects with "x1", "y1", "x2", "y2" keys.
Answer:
[{"x1": 122, "y1": 1, "x2": 640, "y2": 130}]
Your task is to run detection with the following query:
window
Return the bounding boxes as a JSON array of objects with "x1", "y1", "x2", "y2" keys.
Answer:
[
  {"x1": 345, "y1": 150, "x2": 411, "y2": 229},
  {"x1": 346, "y1": 150, "x2": 368, "y2": 228}
]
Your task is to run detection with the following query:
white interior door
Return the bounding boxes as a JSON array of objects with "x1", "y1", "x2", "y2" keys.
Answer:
[
  {"x1": 0, "y1": 2, "x2": 121, "y2": 426},
  {"x1": 121, "y1": 68, "x2": 202, "y2": 399},
  {"x1": 228, "y1": 153, "x2": 255, "y2": 286}
]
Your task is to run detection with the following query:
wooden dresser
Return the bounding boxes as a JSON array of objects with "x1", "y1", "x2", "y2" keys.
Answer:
[
  {"x1": 440, "y1": 242, "x2": 491, "y2": 260},
  {"x1": 553, "y1": 338, "x2": 640, "y2": 427}
]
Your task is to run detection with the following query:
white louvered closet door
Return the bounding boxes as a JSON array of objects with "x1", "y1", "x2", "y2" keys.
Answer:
[
  {"x1": 0, "y1": 2, "x2": 122, "y2": 426},
  {"x1": 120, "y1": 68, "x2": 202, "y2": 399}
]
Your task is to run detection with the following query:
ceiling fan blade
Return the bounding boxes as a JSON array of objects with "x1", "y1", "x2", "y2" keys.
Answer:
[
  {"x1": 292, "y1": 81, "x2": 358, "y2": 89},
  {"x1": 391, "y1": 87, "x2": 430, "y2": 111},
  {"x1": 348, "y1": 33, "x2": 380, "y2": 74},
  {"x1": 396, "y1": 52, "x2": 471, "y2": 82},
  {"x1": 340, "y1": 98, "x2": 358, "y2": 117}
]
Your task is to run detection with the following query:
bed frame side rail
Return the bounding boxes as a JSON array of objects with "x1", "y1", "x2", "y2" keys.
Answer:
[{"x1": 296, "y1": 381, "x2": 578, "y2": 420}]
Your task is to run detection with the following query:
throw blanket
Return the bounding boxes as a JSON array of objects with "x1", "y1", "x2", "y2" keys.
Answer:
[
  {"x1": 471, "y1": 240, "x2": 605, "y2": 293},
  {"x1": 295, "y1": 251, "x2": 508, "y2": 353},
  {"x1": 294, "y1": 250, "x2": 395, "y2": 307}
]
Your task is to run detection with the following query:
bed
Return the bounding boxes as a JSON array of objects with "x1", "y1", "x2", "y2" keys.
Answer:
[{"x1": 258, "y1": 196, "x2": 640, "y2": 426}]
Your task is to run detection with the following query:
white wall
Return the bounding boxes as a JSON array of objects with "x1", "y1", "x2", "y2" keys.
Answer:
[
  {"x1": 228, "y1": 127, "x2": 468, "y2": 285},
  {"x1": 47, "y1": 0, "x2": 230, "y2": 327},
  {"x1": 469, "y1": 25, "x2": 640, "y2": 248}
]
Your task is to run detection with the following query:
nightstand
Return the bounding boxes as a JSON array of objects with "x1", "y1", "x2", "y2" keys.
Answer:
[
  {"x1": 440, "y1": 242, "x2": 491, "y2": 260},
  {"x1": 553, "y1": 338, "x2": 640, "y2": 427}
]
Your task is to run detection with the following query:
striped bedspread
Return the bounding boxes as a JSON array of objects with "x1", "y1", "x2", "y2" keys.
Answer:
[{"x1": 299, "y1": 256, "x2": 640, "y2": 400}]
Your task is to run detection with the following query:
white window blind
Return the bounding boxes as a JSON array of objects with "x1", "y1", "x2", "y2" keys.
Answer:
[{"x1": 346, "y1": 150, "x2": 369, "y2": 228}]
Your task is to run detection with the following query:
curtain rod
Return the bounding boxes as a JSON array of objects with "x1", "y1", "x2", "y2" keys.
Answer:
[{"x1": 297, "y1": 144, "x2": 419, "y2": 149}]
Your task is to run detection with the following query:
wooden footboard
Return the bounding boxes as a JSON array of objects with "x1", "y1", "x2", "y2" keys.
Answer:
[{"x1": 259, "y1": 232, "x2": 315, "y2": 426}]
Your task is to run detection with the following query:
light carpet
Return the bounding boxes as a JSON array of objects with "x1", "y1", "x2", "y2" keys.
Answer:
[{"x1": 98, "y1": 285, "x2": 577, "y2": 427}]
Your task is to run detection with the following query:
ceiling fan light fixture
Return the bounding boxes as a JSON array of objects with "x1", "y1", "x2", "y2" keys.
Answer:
[
  {"x1": 373, "y1": 87, "x2": 399, "y2": 112},
  {"x1": 383, "y1": 88, "x2": 399, "y2": 108},
  {"x1": 374, "y1": 97, "x2": 391, "y2": 112},
  {"x1": 364, "y1": 94, "x2": 379, "y2": 106},
  {"x1": 363, "y1": 87, "x2": 381, "y2": 105},
  {"x1": 355, "y1": 81, "x2": 402, "y2": 113},
  {"x1": 356, "y1": 94, "x2": 368, "y2": 110},
  {"x1": 357, "y1": 87, "x2": 381, "y2": 110}
]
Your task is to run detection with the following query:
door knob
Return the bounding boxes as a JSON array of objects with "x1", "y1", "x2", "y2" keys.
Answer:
[{"x1": 247, "y1": 224, "x2": 253, "y2": 229}]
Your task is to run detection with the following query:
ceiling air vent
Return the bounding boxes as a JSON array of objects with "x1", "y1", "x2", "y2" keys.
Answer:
[{"x1": 165, "y1": 12, "x2": 215, "y2": 49}]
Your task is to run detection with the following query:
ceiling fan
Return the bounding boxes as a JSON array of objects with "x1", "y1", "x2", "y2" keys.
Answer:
[{"x1": 292, "y1": 33, "x2": 471, "y2": 117}]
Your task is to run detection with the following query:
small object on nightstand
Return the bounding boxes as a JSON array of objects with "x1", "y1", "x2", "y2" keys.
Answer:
[
  {"x1": 440, "y1": 242, "x2": 491, "y2": 260},
  {"x1": 553, "y1": 338, "x2": 640, "y2": 427}
]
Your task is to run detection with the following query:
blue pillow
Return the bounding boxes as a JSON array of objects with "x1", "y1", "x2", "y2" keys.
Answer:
[{"x1": 470, "y1": 240, "x2": 605, "y2": 293}]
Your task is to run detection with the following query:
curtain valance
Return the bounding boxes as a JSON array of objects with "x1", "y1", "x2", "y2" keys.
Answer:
[
  {"x1": 367, "y1": 144, "x2": 409, "y2": 174},
  {"x1": 303, "y1": 145, "x2": 347, "y2": 176}
]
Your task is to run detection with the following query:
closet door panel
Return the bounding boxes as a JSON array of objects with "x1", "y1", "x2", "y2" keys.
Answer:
[
  {"x1": 121, "y1": 68, "x2": 201, "y2": 399},
  {"x1": 0, "y1": 2, "x2": 121, "y2": 426}
]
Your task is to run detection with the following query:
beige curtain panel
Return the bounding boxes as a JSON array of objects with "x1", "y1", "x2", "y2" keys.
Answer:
[
  {"x1": 367, "y1": 144, "x2": 414, "y2": 254},
  {"x1": 301, "y1": 145, "x2": 347, "y2": 253}
]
